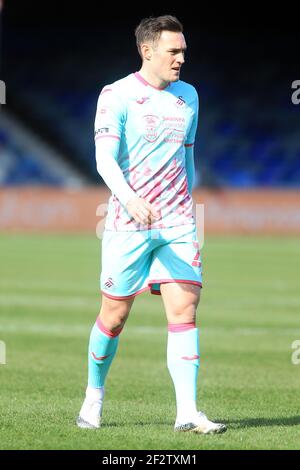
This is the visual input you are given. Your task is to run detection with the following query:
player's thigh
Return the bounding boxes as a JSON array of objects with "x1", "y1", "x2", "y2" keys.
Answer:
[
  {"x1": 150, "y1": 224, "x2": 202, "y2": 293},
  {"x1": 152, "y1": 225, "x2": 202, "y2": 322},
  {"x1": 99, "y1": 295, "x2": 135, "y2": 331},
  {"x1": 101, "y1": 230, "x2": 152, "y2": 298},
  {"x1": 160, "y1": 282, "x2": 201, "y2": 324}
]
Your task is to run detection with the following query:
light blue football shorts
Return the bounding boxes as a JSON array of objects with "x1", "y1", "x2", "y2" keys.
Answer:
[{"x1": 100, "y1": 223, "x2": 202, "y2": 299}]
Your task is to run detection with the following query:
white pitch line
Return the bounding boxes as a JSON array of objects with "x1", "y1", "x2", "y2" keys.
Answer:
[
  {"x1": 0, "y1": 323, "x2": 299, "y2": 338},
  {"x1": 1, "y1": 292, "x2": 300, "y2": 311},
  {"x1": 0, "y1": 293, "x2": 98, "y2": 309},
  {"x1": 0, "y1": 279, "x2": 96, "y2": 294}
]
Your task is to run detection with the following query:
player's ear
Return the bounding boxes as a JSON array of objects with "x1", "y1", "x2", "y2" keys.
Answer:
[{"x1": 141, "y1": 43, "x2": 152, "y2": 61}]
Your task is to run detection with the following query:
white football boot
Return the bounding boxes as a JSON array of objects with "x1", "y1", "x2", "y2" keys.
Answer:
[
  {"x1": 76, "y1": 387, "x2": 104, "y2": 429},
  {"x1": 174, "y1": 411, "x2": 227, "y2": 434}
]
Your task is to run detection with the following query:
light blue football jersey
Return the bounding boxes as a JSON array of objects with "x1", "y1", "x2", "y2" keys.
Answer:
[{"x1": 95, "y1": 72, "x2": 199, "y2": 231}]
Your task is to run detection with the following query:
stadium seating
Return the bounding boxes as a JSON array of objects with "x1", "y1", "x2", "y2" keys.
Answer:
[
  {"x1": 0, "y1": 126, "x2": 63, "y2": 186},
  {"x1": 2, "y1": 28, "x2": 299, "y2": 188}
]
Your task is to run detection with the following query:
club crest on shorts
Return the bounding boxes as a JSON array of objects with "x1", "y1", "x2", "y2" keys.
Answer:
[{"x1": 104, "y1": 277, "x2": 114, "y2": 289}]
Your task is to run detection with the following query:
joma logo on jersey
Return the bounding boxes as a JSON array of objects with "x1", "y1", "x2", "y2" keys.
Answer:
[
  {"x1": 136, "y1": 96, "x2": 150, "y2": 105},
  {"x1": 104, "y1": 277, "x2": 114, "y2": 289}
]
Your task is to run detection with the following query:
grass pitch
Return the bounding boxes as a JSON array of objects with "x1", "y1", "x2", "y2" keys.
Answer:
[{"x1": 0, "y1": 234, "x2": 299, "y2": 450}]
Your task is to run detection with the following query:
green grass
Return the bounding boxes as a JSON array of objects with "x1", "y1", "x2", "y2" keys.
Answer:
[{"x1": 0, "y1": 234, "x2": 300, "y2": 449}]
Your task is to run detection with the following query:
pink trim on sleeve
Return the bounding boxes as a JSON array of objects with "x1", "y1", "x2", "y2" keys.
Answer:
[
  {"x1": 184, "y1": 143, "x2": 194, "y2": 147},
  {"x1": 95, "y1": 135, "x2": 120, "y2": 142}
]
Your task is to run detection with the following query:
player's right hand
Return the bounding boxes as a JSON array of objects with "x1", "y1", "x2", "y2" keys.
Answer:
[{"x1": 126, "y1": 196, "x2": 160, "y2": 225}]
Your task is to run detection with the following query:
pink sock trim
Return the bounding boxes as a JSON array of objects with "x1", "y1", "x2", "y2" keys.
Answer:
[
  {"x1": 168, "y1": 322, "x2": 196, "y2": 333},
  {"x1": 96, "y1": 317, "x2": 123, "y2": 338}
]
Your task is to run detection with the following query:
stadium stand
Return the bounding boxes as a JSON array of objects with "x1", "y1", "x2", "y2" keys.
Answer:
[
  {"x1": 1, "y1": 27, "x2": 299, "y2": 188},
  {"x1": 0, "y1": 111, "x2": 86, "y2": 186}
]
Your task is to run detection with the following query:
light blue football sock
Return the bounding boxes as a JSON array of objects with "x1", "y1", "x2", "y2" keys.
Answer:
[
  {"x1": 88, "y1": 318, "x2": 121, "y2": 389},
  {"x1": 167, "y1": 325, "x2": 199, "y2": 422}
]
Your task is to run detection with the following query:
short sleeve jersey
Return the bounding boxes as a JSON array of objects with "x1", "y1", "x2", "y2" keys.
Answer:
[{"x1": 95, "y1": 72, "x2": 199, "y2": 231}]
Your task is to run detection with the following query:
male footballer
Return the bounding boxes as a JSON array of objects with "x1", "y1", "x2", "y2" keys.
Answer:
[{"x1": 77, "y1": 15, "x2": 227, "y2": 435}]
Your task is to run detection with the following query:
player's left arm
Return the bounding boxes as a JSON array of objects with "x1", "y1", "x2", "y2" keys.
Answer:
[
  {"x1": 184, "y1": 144, "x2": 195, "y2": 194},
  {"x1": 184, "y1": 89, "x2": 199, "y2": 194}
]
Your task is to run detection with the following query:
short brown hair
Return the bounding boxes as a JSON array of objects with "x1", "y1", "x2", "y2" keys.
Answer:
[{"x1": 135, "y1": 15, "x2": 183, "y2": 58}]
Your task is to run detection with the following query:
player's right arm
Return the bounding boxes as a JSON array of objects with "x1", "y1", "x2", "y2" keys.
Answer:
[{"x1": 95, "y1": 87, "x2": 158, "y2": 225}]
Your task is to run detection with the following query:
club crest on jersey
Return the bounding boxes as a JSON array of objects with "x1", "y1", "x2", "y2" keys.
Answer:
[
  {"x1": 142, "y1": 114, "x2": 160, "y2": 142},
  {"x1": 175, "y1": 95, "x2": 186, "y2": 108}
]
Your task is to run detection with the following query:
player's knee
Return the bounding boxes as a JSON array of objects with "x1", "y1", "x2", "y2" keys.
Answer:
[
  {"x1": 174, "y1": 292, "x2": 199, "y2": 314},
  {"x1": 172, "y1": 304, "x2": 197, "y2": 321},
  {"x1": 98, "y1": 310, "x2": 129, "y2": 332},
  {"x1": 166, "y1": 295, "x2": 199, "y2": 323},
  {"x1": 99, "y1": 297, "x2": 132, "y2": 330},
  {"x1": 112, "y1": 310, "x2": 129, "y2": 329}
]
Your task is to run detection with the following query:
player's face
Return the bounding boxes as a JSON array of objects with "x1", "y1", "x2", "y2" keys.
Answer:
[{"x1": 151, "y1": 31, "x2": 186, "y2": 85}]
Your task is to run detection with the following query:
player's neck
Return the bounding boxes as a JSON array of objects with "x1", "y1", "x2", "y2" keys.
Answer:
[{"x1": 137, "y1": 67, "x2": 169, "y2": 90}]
